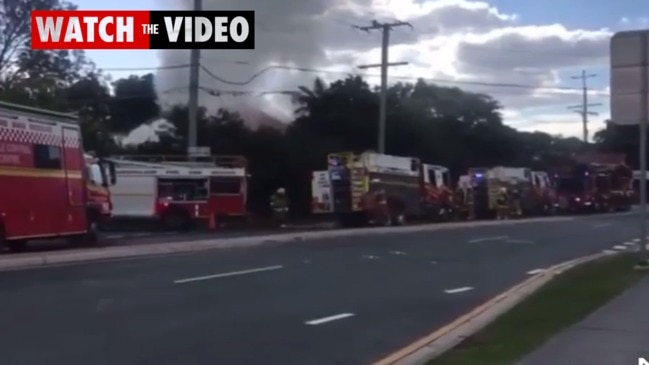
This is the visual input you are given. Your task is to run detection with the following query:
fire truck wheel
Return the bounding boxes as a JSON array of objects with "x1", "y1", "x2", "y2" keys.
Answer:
[
  {"x1": 8, "y1": 240, "x2": 27, "y2": 253},
  {"x1": 161, "y1": 209, "x2": 190, "y2": 231}
]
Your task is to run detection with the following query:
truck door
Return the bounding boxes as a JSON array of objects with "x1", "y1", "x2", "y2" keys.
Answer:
[{"x1": 61, "y1": 127, "x2": 86, "y2": 232}]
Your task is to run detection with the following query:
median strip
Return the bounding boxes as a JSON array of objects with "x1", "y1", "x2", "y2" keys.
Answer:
[{"x1": 425, "y1": 253, "x2": 646, "y2": 365}]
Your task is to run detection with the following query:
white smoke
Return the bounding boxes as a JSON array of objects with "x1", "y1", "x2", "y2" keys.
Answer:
[{"x1": 154, "y1": 0, "x2": 381, "y2": 122}]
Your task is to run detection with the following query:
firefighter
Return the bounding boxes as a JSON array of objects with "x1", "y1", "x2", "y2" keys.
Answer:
[
  {"x1": 496, "y1": 186, "x2": 509, "y2": 220},
  {"x1": 271, "y1": 187, "x2": 289, "y2": 227},
  {"x1": 510, "y1": 186, "x2": 523, "y2": 217},
  {"x1": 465, "y1": 186, "x2": 475, "y2": 220}
]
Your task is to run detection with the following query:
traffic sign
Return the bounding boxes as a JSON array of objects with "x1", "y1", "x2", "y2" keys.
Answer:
[
  {"x1": 187, "y1": 146, "x2": 211, "y2": 156},
  {"x1": 610, "y1": 30, "x2": 649, "y2": 125}
]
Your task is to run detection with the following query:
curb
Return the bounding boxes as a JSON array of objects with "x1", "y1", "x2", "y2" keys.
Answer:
[
  {"x1": 0, "y1": 215, "x2": 574, "y2": 271},
  {"x1": 370, "y1": 251, "x2": 616, "y2": 365}
]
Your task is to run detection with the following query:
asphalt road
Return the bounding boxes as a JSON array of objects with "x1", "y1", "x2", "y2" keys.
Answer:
[{"x1": 0, "y1": 213, "x2": 643, "y2": 365}]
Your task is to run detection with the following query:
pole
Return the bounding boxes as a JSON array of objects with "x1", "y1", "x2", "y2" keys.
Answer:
[
  {"x1": 378, "y1": 25, "x2": 389, "y2": 154},
  {"x1": 638, "y1": 33, "x2": 648, "y2": 264},
  {"x1": 581, "y1": 70, "x2": 588, "y2": 142},
  {"x1": 353, "y1": 20, "x2": 412, "y2": 153},
  {"x1": 187, "y1": 0, "x2": 201, "y2": 156},
  {"x1": 568, "y1": 71, "x2": 600, "y2": 143}
]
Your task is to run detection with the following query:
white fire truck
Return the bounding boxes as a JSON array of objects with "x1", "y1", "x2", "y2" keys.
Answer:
[{"x1": 109, "y1": 155, "x2": 247, "y2": 229}]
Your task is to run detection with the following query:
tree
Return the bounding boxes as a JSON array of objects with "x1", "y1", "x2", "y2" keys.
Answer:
[
  {"x1": 108, "y1": 73, "x2": 160, "y2": 135},
  {"x1": 0, "y1": 0, "x2": 93, "y2": 107}
]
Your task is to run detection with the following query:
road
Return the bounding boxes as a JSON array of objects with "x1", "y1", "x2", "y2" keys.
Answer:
[{"x1": 0, "y1": 213, "x2": 642, "y2": 365}]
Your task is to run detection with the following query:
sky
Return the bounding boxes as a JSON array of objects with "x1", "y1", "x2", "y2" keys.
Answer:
[{"x1": 72, "y1": 0, "x2": 649, "y2": 143}]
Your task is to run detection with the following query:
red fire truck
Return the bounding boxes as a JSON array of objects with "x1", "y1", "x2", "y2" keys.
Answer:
[
  {"x1": 327, "y1": 151, "x2": 453, "y2": 226},
  {"x1": 110, "y1": 155, "x2": 248, "y2": 229},
  {"x1": 84, "y1": 153, "x2": 116, "y2": 226},
  {"x1": 0, "y1": 101, "x2": 112, "y2": 252},
  {"x1": 552, "y1": 152, "x2": 633, "y2": 213}
]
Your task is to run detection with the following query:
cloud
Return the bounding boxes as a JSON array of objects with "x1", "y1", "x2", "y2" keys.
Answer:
[{"x1": 153, "y1": 0, "x2": 614, "y2": 137}]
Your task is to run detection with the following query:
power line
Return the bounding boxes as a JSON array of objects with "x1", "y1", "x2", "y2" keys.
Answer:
[
  {"x1": 567, "y1": 70, "x2": 601, "y2": 143},
  {"x1": 99, "y1": 64, "x2": 190, "y2": 72},
  {"x1": 78, "y1": 62, "x2": 611, "y2": 97}
]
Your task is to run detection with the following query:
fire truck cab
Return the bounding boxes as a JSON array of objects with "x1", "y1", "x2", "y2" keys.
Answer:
[
  {"x1": 84, "y1": 153, "x2": 116, "y2": 225},
  {"x1": 110, "y1": 155, "x2": 247, "y2": 229},
  {"x1": 0, "y1": 101, "x2": 100, "y2": 252}
]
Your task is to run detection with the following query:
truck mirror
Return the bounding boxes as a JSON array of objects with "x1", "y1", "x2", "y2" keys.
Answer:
[{"x1": 108, "y1": 161, "x2": 116, "y2": 185}]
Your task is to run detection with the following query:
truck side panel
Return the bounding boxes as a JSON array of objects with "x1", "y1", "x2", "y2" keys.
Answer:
[
  {"x1": 60, "y1": 127, "x2": 87, "y2": 233},
  {"x1": 0, "y1": 117, "x2": 86, "y2": 239},
  {"x1": 368, "y1": 172, "x2": 422, "y2": 216},
  {"x1": 111, "y1": 175, "x2": 157, "y2": 217}
]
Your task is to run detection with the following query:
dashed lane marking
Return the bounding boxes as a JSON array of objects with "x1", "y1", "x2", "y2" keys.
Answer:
[
  {"x1": 526, "y1": 269, "x2": 545, "y2": 275},
  {"x1": 592, "y1": 222, "x2": 612, "y2": 228},
  {"x1": 173, "y1": 265, "x2": 283, "y2": 284},
  {"x1": 507, "y1": 239, "x2": 534, "y2": 244},
  {"x1": 613, "y1": 245, "x2": 628, "y2": 250},
  {"x1": 388, "y1": 250, "x2": 406, "y2": 255},
  {"x1": 624, "y1": 241, "x2": 636, "y2": 246},
  {"x1": 602, "y1": 250, "x2": 617, "y2": 254},
  {"x1": 444, "y1": 287, "x2": 474, "y2": 294},
  {"x1": 468, "y1": 236, "x2": 508, "y2": 243},
  {"x1": 305, "y1": 313, "x2": 355, "y2": 325}
]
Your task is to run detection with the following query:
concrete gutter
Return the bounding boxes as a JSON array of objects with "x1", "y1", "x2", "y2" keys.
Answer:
[
  {"x1": 0, "y1": 215, "x2": 573, "y2": 271},
  {"x1": 370, "y1": 251, "x2": 616, "y2": 365}
]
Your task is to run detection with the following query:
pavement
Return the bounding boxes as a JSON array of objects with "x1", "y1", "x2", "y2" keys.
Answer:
[
  {"x1": 0, "y1": 212, "x2": 645, "y2": 365},
  {"x1": 517, "y1": 274, "x2": 649, "y2": 365}
]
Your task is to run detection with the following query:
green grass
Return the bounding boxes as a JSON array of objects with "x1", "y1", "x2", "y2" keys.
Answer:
[{"x1": 426, "y1": 253, "x2": 647, "y2": 365}]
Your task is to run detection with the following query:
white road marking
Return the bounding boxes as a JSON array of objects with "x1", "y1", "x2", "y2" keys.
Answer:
[
  {"x1": 527, "y1": 269, "x2": 545, "y2": 275},
  {"x1": 613, "y1": 245, "x2": 628, "y2": 250},
  {"x1": 173, "y1": 265, "x2": 283, "y2": 284},
  {"x1": 362, "y1": 255, "x2": 380, "y2": 259},
  {"x1": 633, "y1": 238, "x2": 641, "y2": 242},
  {"x1": 305, "y1": 313, "x2": 354, "y2": 325},
  {"x1": 602, "y1": 250, "x2": 617, "y2": 254},
  {"x1": 507, "y1": 239, "x2": 534, "y2": 244},
  {"x1": 444, "y1": 286, "x2": 474, "y2": 294},
  {"x1": 468, "y1": 236, "x2": 508, "y2": 243},
  {"x1": 624, "y1": 241, "x2": 636, "y2": 246},
  {"x1": 389, "y1": 250, "x2": 406, "y2": 255},
  {"x1": 592, "y1": 223, "x2": 612, "y2": 228}
]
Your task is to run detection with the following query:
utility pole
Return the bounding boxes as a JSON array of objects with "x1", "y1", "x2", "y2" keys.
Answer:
[
  {"x1": 187, "y1": 0, "x2": 201, "y2": 157},
  {"x1": 354, "y1": 20, "x2": 412, "y2": 153},
  {"x1": 567, "y1": 70, "x2": 601, "y2": 143}
]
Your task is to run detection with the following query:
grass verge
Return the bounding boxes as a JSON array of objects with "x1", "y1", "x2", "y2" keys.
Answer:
[{"x1": 426, "y1": 253, "x2": 647, "y2": 365}]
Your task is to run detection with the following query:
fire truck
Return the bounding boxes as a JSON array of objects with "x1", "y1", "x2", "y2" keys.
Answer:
[
  {"x1": 326, "y1": 151, "x2": 453, "y2": 226},
  {"x1": 465, "y1": 167, "x2": 553, "y2": 219},
  {"x1": 109, "y1": 155, "x2": 248, "y2": 229},
  {"x1": 552, "y1": 152, "x2": 633, "y2": 213},
  {"x1": 84, "y1": 153, "x2": 116, "y2": 225},
  {"x1": 0, "y1": 101, "x2": 114, "y2": 252}
]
